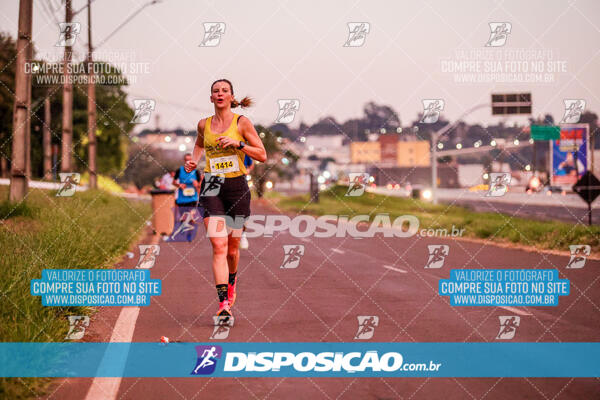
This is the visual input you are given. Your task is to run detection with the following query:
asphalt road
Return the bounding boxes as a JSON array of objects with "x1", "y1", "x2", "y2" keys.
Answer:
[
  {"x1": 369, "y1": 186, "x2": 599, "y2": 225},
  {"x1": 52, "y1": 202, "x2": 600, "y2": 400},
  {"x1": 444, "y1": 198, "x2": 600, "y2": 225}
]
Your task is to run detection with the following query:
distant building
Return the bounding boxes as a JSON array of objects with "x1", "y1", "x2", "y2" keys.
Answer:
[
  {"x1": 397, "y1": 141, "x2": 430, "y2": 167},
  {"x1": 350, "y1": 138, "x2": 430, "y2": 167},
  {"x1": 368, "y1": 165, "x2": 459, "y2": 188},
  {"x1": 379, "y1": 134, "x2": 399, "y2": 166},
  {"x1": 304, "y1": 135, "x2": 349, "y2": 163},
  {"x1": 351, "y1": 141, "x2": 381, "y2": 163}
]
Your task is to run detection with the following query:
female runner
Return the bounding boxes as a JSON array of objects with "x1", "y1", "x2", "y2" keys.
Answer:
[{"x1": 184, "y1": 79, "x2": 266, "y2": 319}]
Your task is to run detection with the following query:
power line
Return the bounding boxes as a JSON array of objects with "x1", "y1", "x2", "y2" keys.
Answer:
[
  {"x1": 45, "y1": 0, "x2": 60, "y2": 24},
  {"x1": 50, "y1": 0, "x2": 62, "y2": 11},
  {"x1": 126, "y1": 92, "x2": 210, "y2": 113},
  {"x1": 73, "y1": 0, "x2": 99, "y2": 16},
  {"x1": 95, "y1": 0, "x2": 161, "y2": 50},
  {"x1": 38, "y1": 0, "x2": 59, "y2": 25}
]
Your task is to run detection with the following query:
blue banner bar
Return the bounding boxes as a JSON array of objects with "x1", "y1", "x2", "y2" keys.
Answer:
[
  {"x1": 439, "y1": 269, "x2": 570, "y2": 307},
  {"x1": 1, "y1": 343, "x2": 599, "y2": 377},
  {"x1": 30, "y1": 269, "x2": 161, "y2": 307}
]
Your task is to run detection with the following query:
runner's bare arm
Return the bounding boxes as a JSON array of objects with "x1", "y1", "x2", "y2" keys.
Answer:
[
  {"x1": 185, "y1": 119, "x2": 206, "y2": 172},
  {"x1": 234, "y1": 116, "x2": 267, "y2": 162}
]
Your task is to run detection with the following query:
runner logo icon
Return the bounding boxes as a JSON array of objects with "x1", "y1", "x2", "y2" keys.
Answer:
[
  {"x1": 485, "y1": 22, "x2": 511, "y2": 47},
  {"x1": 343, "y1": 22, "x2": 370, "y2": 47},
  {"x1": 566, "y1": 245, "x2": 590, "y2": 269},
  {"x1": 210, "y1": 318, "x2": 231, "y2": 340},
  {"x1": 65, "y1": 316, "x2": 89, "y2": 340},
  {"x1": 169, "y1": 208, "x2": 201, "y2": 242},
  {"x1": 346, "y1": 173, "x2": 369, "y2": 196},
  {"x1": 280, "y1": 245, "x2": 305, "y2": 269},
  {"x1": 199, "y1": 22, "x2": 226, "y2": 47},
  {"x1": 561, "y1": 99, "x2": 586, "y2": 124},
  {"x1": 486, "y1": 173, "x2": 511, "y2": 197},
  {"x1": 425, "y1": 245, "x2": 449, "y2": 269},
  {"x1": 136, "y1": 245, "x2": 160, "y2": 269},
  {"x1": 130, "y1": 99, "x2": 155, "y2": 124},
  {"x1": 496, "y1": 316, "x2": 520, "y2": 340},
  {"x1": 201, "y1": 173, "x2": 225, "y2": 197},
  {"x1": 56, "y1": 22, "x2": 81, "y2": 47},
  {"x1": 420, "y1": 99, "x2": 444, "y2": 124},
  {"x1": 354, "y1": 316, "x2": 379, "y2": 340},
  {"x1": 275, "y1": 99, "x2": 300, "y2": 124},
  {"x1": 191, "y1": 345, "x2": 222, "y2": 375},
  {"x1": 56, "y1": 173, "x2": 80, "y2": 197}
]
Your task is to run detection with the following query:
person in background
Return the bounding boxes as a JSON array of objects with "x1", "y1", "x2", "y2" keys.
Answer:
[
  {"x1": 159, "y1": 170, "x2": 175, "y2": 190},
  {"x1": 174, "y1": 153, "x2": 201, "y2": 215}
]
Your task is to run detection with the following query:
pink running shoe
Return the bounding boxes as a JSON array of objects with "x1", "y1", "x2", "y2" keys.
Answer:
[
  {"x1": 228, "y1": 277, "x2": 237, "y2": 308},
  {"x1": 216, "y1": 299, "x2": 232, "y2": 317}
]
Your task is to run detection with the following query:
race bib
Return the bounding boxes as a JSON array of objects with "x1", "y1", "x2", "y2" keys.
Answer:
[
  {"x1": 210, "y1": 155, "x2": 239, "y2": 174},
  {"x1": 182, "y1": 188, "x2": 196, "y2": 197}
]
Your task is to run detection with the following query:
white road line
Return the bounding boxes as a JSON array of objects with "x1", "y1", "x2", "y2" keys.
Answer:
[
  {"x1": 498, "y1": 306, "x2": 532, "y2": 316},
  {"x1": 383, "y1": 265, "x2": 408, "y2": 274},
  {"x1": 331, "y1": 248, "x2": 345, "y2": 254},
  {"x1": 85, "y1": 235, "x2": 158, "y2": 400},
  {"x1": 84, "y1": 307, "x2": 140, "y2": 400}
]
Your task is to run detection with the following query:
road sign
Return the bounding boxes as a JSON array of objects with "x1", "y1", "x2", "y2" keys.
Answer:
[
  {"x1": 491, "y1": 93, "x2": 531, "y2": 115},
  {"x1": 573, "y1": 171, "x2": 600, "y2": 225},
  {"x1": 573, "y1": 171, "x2": 600, "y2": 204},
  {"x1": 530, "y1": 125, "x2": 560, "y2": 140},
  {"x1": 552, "y1": 124, "x2": 589, "y2": 186},
  {"x1": 558, "y1": 124, "x2": 587, "y2": 152}
]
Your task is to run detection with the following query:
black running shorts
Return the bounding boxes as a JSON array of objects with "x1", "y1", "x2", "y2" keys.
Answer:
[{"x1": 200, "y1": 175, "x2": 251, "y2": 229}]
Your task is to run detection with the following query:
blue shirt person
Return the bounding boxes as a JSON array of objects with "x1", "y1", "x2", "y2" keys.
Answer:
[{"x1": 174, "y1": 153, "x2": 201, "y2": 206}]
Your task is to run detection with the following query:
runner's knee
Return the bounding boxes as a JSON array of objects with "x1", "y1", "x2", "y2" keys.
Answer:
[
  {"x1": 227, "y1": 247, "x2": 239, "y2": 259},
  {"x1": 211, "y1": 238, "x2": 228, "y2": 256}
]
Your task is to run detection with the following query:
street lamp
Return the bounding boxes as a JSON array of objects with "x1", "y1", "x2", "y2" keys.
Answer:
[{"x1": 430, "y1": 103, "x2": 491, "y2": 204}]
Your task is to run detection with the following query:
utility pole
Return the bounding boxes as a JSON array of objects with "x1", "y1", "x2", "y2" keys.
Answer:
[
  {"x1": 87, "y1": 0, "x2": 97, "y2": 188},
  {"x1": 9, "y1": 0, "x2": 33, "y2": 202},
  {"x1": 61, "y1": 0, "x2": 73, "y2": 173},
  {"x1": 25, "y1": 34, "x2": 32, "y2": 179},
  {"x1": 43, "y1": 96, "x2": 52, "y2": 179}
]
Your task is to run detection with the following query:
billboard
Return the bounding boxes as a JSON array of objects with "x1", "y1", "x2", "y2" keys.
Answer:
[{"x1": 551, "y1": 124, "x2": 589, "y2": 186}]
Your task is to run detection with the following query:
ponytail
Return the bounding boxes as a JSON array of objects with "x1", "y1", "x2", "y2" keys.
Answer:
[{"x1": 232, "y1": 96, "x2": 253, "y2": 108}]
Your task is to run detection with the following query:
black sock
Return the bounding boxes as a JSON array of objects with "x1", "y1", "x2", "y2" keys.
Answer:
[
  {"x1": 228, "y1": 272, "x2": 237, "y2": 286},
  {"x1": 216, "y1": 284, "x2": 228, "y2": 302}
]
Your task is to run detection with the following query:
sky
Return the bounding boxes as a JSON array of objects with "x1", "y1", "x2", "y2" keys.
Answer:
[{"x1": 1, "y1": 0, "x2": 599, "y2": 133}]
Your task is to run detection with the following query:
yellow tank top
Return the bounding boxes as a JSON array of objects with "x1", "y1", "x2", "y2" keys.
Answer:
[{"x1": 203, "y1": 113, "x2": 248, "y2": 178}]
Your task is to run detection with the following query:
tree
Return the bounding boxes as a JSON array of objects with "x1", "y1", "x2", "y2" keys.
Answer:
[
  {"x1": 363, "y1": 102, "x2": 401, "y2": 131},
  {"x1": 302, "y1": 116, "x2": 340, "y2": 136},
  {"x1": 0, "y1": 30, "x2": 135, "y2": 179},
  {"x1": 27, "y1": 60, "x2": 135, "y2": 178},
  {"x1": 118, "y1": 144, "x2": 179, "y2": 190},
  {"x1": 250, "y1": 125, "x2": 298, "y2": 198}
]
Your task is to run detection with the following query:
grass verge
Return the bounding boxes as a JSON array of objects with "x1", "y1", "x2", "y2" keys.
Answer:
[
  {"x1": 0, "y1": 186, "x2": 151, "y2": 399},
  {"x1": 266, "y1": 185, "x2": 599, "y2": 253}
]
